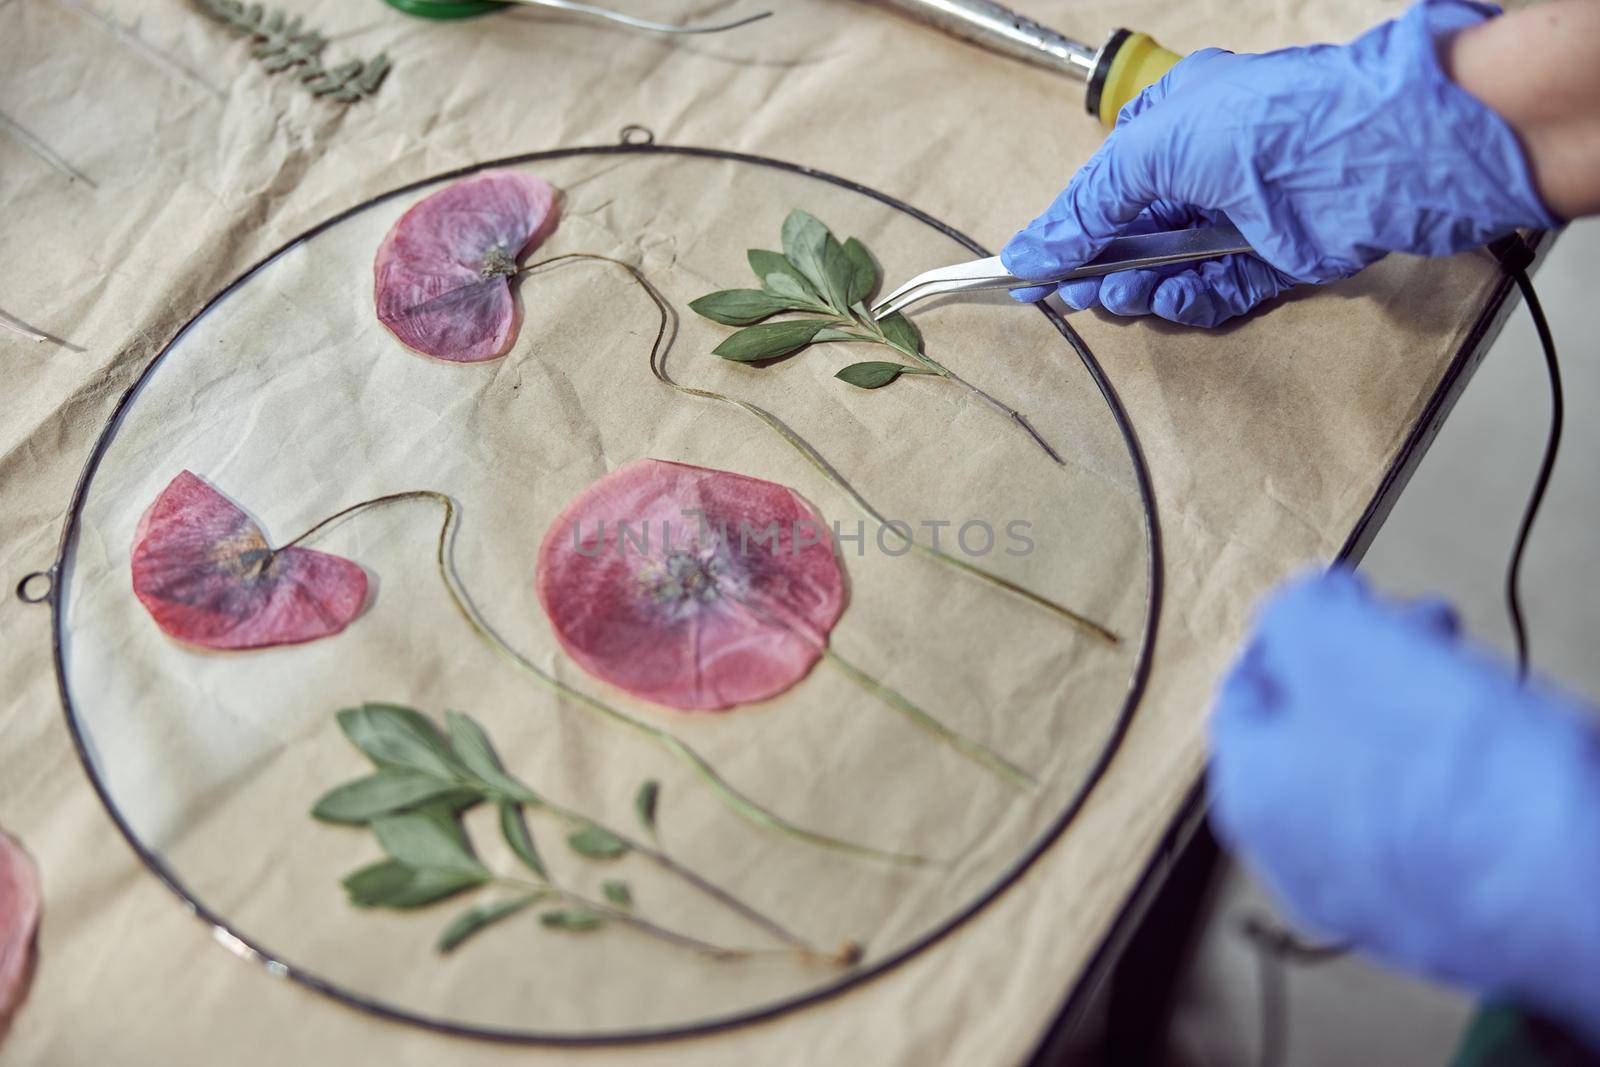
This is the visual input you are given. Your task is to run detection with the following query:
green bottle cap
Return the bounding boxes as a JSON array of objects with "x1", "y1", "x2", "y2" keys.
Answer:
[{"x1": 380, "y1": 0, "x2": 507, "y2": 20}]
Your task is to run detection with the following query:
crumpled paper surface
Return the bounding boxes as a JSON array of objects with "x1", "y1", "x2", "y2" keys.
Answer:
[{"x1": 0, "y1": 0, "x2": 1509, "y2": 1063}]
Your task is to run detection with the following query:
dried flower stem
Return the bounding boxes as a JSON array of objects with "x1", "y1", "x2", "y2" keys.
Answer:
[
  {"x1": 280, "y1": 492, "x2": 924, "y2": 867},
  {"x1": 851, "y1": 309, "x2": 1064, "y2": 465},
  {"x1": 492, "y1": 876, "x2": 847, "y2": 963},
  {"x1": 516, "y1": 254, "x2": 1117, "y2": 646},
  {"x1": 499, "y1": 790, "x2": 817, "y2": 950},
  {"x1": 721, "y1": 595, "x2": 1035, "y2": 791},
  {"x1": 824, "y1": 649, "x2": 1035, "y2": 791}
]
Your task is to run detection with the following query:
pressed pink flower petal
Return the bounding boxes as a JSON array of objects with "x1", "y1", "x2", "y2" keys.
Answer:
[
  {"x1": 0, "y1": 830, "x2": 39, "y2": 1033},
  {"x1": 537, "y1": 459, "x2": 846, "y2": 711},
  {"x1": 131, "y1": 471, "x2": 368, "y2": 651},
  {"x1": 374, "y1": 170, "x2": 558, "y2": 362}
]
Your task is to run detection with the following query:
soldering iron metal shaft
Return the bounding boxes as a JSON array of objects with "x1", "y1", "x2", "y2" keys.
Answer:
[{"x1": 871, "y1": 0, "x2": 1098, "y2": 80}]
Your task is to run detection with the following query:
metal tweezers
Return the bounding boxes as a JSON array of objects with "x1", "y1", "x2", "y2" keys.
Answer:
[{"x1": 872, "y1": 222, "x2": 1255, "y2": 319}]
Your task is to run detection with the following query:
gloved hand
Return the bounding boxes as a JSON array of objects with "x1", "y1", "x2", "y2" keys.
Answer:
[
  {"x1": 1209, "y1": 568, "x2": 1600, "y2": 1047},
  {"x1": 1002, "y1": 1, "x2": 1558, "y2": 328}
]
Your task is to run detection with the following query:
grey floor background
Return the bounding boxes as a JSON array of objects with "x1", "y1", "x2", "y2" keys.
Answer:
[{"x1": 1164, "y1": 218, "x2": 1600, "y2": 1067}]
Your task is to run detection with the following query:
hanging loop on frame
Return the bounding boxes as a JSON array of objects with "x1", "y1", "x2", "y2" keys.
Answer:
[{"x1": 16, "y1": 569, "x2": 55, "y2": 605}]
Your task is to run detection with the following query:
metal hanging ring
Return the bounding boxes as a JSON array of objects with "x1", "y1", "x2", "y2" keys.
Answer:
[
  {"x1": 16, "y1": 570, "x2": 54, "y2": 605},
  {"x1": 618, "y1": 125, "x2": 656, "y2": 146}
]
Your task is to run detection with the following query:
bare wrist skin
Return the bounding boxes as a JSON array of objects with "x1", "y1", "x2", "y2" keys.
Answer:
[{"x1": 1442, "y1": 0, "x2": 1600, "y2": 220}]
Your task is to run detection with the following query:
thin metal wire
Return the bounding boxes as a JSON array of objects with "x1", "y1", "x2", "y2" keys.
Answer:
[
  {"x1": 0, "y1": 312, "x2": 49, "y2": 343},
  {"x1": 52, "y1": 0, "x2": 227, "y2": 100},
  {"x1": 0, "y1": 109, "x2": 96, "y2": 188}
]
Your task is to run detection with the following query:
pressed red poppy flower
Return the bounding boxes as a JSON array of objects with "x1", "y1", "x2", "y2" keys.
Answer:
[
  {"x1": 374, "y1": 169, "x2": 559, "y2": 362},
  {"x1": 0, "y1": 830, "x2": 38, "y2": 1031},
  {"x1": 536, "y1": 459, "x2": 846, "y2": 711},
  {"x1": 131, "y1": 471, "x2": 368, "y2": 651}
]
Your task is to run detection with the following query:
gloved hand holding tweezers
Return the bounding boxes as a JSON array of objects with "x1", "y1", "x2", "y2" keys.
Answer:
[{"x1": 1001, "y1": 0, "x2": 1559, "y2": 327}]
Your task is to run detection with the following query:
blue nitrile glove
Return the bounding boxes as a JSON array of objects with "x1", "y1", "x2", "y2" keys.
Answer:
[
  {"x1": 1209, "y1": 568, "x2": 1600, "y2": 1048},
  {"x1": 1001, "y1": 1, "x2": 1559, "y2": 328}
]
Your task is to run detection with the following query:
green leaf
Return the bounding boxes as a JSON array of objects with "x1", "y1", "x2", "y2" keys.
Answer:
[
  {"x1": 781, "y1": 210, "x2": 838, "y2": 307},
  {"x1": 541, "y1": 909, "x2": 606, "y2": 932},
  {"x1": 879, "y1": 312, "x2": 923, "y2": 358},
  {"x1": 567, "y1": 825, "x2": 629, "y2": 860},
  {"x1": 602, "y1": 880, "x2": 632, "y2": 908},
  {"x1": 442, "y1": 710, "x2": 501, "y2": 779},
  {"x1": 372, "y1": 809, "x2": 487, "y2": 876},
  {"x1": 336, "y1": 703, "x2": 465, "y2": 779},
  {"x1": 712, "y1": 319, "x2": 833, "y2": 363},
  {"x1": 311, "y1": 769, "x2": 464, "y2": 825},
  {"x1": 443, "y1": 710, "x2": 528, "y2": 798},
  {"x1": 633, "y1": 780, "x2": 659, "y2": 835},
  {"x1": 762, "y1": 271, "x2": 814, "y2": 304},
  {"x1": 749, "y1": 249, "x2": 819, "y2": 301},
  {"x1": 342, "y1": 860, "x2": 487, "y2": 909},
  {"x1": 499, "y1": 801, "x2": 546, "y2": 878},
  {"x1": 835, "y1": 361, "x2": 917, "y2": 389},
  {"x1": 819, "y1": 234, "x2": 856, "y2": 313},
  {"x1": 843, "y1": 237, "x2": 879, "y2": 306},
  {"x1": 815, "y1": 328, "x2": 872, "y2": 343},
  {"x1": 416, "y1": 795, "x2": 482, "y2": 821},
  {"x1": 689, "y1": 289, "x2": 815, "y2": 327},
  {"x1": 354, "y1": 53, "x2": 391, "y2": 95},
  {"x1": 432, "y1": 789, "x2": 488, "y2": 814},
  {"x1": 340, "y1": 859, "x2": 412, "y2": 906},
  {"x1": 437, "y1": 894, "x2": 540, "y2": 953},
  {"x1": 306, "y1": 58, "x2": 360, "y2": 94}
]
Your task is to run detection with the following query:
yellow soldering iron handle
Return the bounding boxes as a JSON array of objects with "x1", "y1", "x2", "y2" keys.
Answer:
[{"x1": 1086, "y1": 29, "x2": 1183, "y2": 127}]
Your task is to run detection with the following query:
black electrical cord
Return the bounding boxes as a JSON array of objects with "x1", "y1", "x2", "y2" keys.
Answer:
[
  {"x1": 1243, "y1": 234, "x2": 1563, "y2": 1067},
  {"x1": 1495, "y1": 235, "x2": 1564, "y2": 682},
  {"x1": 1242, "y1": 916, "x2": 1350, "y2": 1067}
]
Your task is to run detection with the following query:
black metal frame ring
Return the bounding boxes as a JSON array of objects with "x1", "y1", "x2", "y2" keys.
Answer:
[{"x1": 38, "y1": 141, "x2": 1164, "y2": 1046}]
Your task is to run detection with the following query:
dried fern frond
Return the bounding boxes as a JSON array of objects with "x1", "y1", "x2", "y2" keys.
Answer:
[{"x1": 192, "y1": 0, "x2": 390, "y2": 103}]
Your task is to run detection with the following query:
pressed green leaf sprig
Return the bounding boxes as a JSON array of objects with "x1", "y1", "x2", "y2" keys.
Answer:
[
  {"x1": 690, "y1": 210, "x2": 932, "y2": 380},
  {"x1": 691, "y1": 210, "x2": 1062, "y2": 463},
  {"x1": 315, "y1": 703, "x2": 856, "y2": 962},
  {"x1": 193, "y1": 1, "x2": 391, "y2": 103}
]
